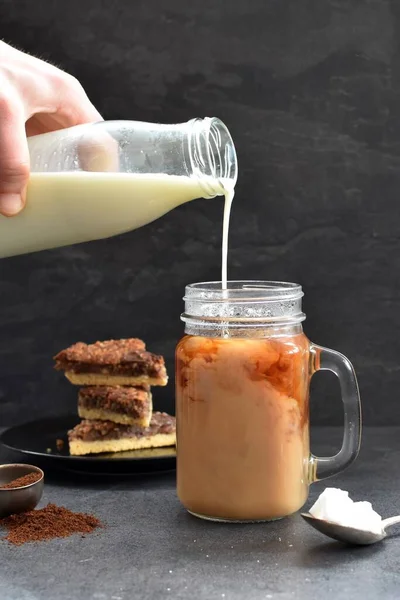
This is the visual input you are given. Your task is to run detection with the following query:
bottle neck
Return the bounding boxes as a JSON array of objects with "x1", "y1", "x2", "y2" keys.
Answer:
[{"x1": 186, "y1": 118, "x2": 237, "y2": 198}]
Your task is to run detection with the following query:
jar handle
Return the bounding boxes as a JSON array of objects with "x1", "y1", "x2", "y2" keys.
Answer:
[{"x1": 308, "y1": 344, "x2": 362, "y2": 482}]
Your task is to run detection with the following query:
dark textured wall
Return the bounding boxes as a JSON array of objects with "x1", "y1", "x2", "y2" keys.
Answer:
[{"x1": 0, "y1": 0, "x2": 399, "y2": 426}]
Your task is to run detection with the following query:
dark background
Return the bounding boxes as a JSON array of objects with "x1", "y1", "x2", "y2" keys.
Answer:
[{"x1": 0, "y1": 0, "x2": 399, "y2": 427}]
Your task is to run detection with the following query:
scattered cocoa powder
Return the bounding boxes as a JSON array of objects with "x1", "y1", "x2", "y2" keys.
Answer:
[
  {"x1": 0, "y1": 503, "x2": 102, "y2": 545},
  {"x1": 0, "y1": 472, "x2": 41, "y2": 490}
]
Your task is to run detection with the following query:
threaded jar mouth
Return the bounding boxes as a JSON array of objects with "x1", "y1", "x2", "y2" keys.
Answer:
[{"x1": 181, "y1": 281, "x2": 305, "y2": 329}]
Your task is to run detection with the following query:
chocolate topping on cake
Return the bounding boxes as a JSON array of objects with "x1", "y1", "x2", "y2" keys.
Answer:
[
  {"x1": 54, "y1": 338, "x2": 146, "y2": 367},
  {"x1": 68, "y1": 412, "x2": 175, "y2": 442},
  {"x1": 78, "y1": 386, "x2": 151, "y2": 416},
  {"x1": 54, "y1": 338, "x2": 166, "y2": 381}
]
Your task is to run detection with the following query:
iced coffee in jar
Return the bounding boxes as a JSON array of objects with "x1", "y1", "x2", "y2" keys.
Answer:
[{"x1": 176, "y1": 281, "x2": 361, "y2": 522}]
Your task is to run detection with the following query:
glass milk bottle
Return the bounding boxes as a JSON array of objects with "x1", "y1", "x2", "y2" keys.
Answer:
[{"x1": 0, "y1": 118, "x2": 237, "y2": 258}]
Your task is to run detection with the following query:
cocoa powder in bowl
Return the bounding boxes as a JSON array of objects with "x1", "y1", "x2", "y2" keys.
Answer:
[
  {"x1": 0, "y1": 503, "x2": 103, "y2": 545},
  {"x1": 0, "y1": 472, "x2": 41, "y2": 489}
]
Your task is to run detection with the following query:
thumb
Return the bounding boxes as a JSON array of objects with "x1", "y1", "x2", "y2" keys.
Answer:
[{"x1": 0, "y1": 93, "x2": 30, "y2": 216}]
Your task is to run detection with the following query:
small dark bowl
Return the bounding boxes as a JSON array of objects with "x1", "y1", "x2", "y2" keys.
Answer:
[{"x1": 0, "y1": 464, "x2": 44, "y2": 518}]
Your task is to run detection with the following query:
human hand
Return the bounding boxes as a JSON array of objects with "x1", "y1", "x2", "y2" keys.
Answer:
[{"x1": 0, "y1": 41, "x2": 102, "y2": 216}]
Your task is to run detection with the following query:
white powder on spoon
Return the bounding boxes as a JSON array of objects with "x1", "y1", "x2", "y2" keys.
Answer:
[{"x1": 309, "y1": 488, "x2": 382, "y2": 534}]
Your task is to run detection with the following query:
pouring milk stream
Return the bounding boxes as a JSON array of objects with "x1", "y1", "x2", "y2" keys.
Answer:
[{"x1": 0, "y1": 118, "x2": 237, "y2": 285}]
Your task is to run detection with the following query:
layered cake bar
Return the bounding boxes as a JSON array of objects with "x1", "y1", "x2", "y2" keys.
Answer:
[
  {"x1": 54, "y1": 338, "x2": 168, "y2": 386},
  {"x1": 68, "y1": 412, "x2": 176, "y2": 456},
  {"x1": 78, "y1": 385, "x2": 152, "y2": 427}
]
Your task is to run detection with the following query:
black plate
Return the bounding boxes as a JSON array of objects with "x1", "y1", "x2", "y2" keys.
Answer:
[{"x1": 0, "y1": 415, "x2": 176, "y2": 475}]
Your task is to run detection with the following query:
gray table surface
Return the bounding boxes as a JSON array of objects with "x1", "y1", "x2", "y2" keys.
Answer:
[{"x1": 0, "y1": 426, "x2": 399, "y2": 600}]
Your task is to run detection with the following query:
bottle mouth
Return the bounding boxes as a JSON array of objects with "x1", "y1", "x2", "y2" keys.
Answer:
[
  {"x1": 187, "y1": 118, "x2": 238, "y2": 197},
  {"x1": 181, "y1": 280, "x2": 305, "y2": 328}
]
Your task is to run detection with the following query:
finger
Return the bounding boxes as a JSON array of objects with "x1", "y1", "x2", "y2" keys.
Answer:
[
  {"x1": 23, "y1": 71, "x2": 102, "y2": 135},
  {"x1": 78, "y1": 128, "x2": 120, "y2": 172},
  {"x1": 29, "y1": 69, "x2": 116, "y2": 172},
  {"x1": 0, "y1": 91, "x2": 29, "y2": 216},
  {"x1": 2, "y1": 44, "x2": 102, "y2": 131},
  {"x1": 51, "y1": 73, "x2": 103, "y2": 128}
]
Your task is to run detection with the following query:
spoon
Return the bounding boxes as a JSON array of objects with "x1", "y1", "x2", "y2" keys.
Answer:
[
  {"x1": 0, "y1": 464, "x2": 44, "y2": 518},
  {"x1": 301, "y1": 512, "x2": 400, "y2": 545}
]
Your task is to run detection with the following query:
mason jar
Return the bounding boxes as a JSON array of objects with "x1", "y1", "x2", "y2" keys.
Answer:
[{"x1": 176, "y1": 281, "x2": 362, "y2": 522}]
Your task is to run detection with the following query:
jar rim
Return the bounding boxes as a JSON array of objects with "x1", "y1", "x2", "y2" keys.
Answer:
[
  {"x1": 184, "y1": 280, "x2": 303, "y2": 302},
  {"x1": 182, "y1": 280, "x2": 305, "y2": 329}
]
